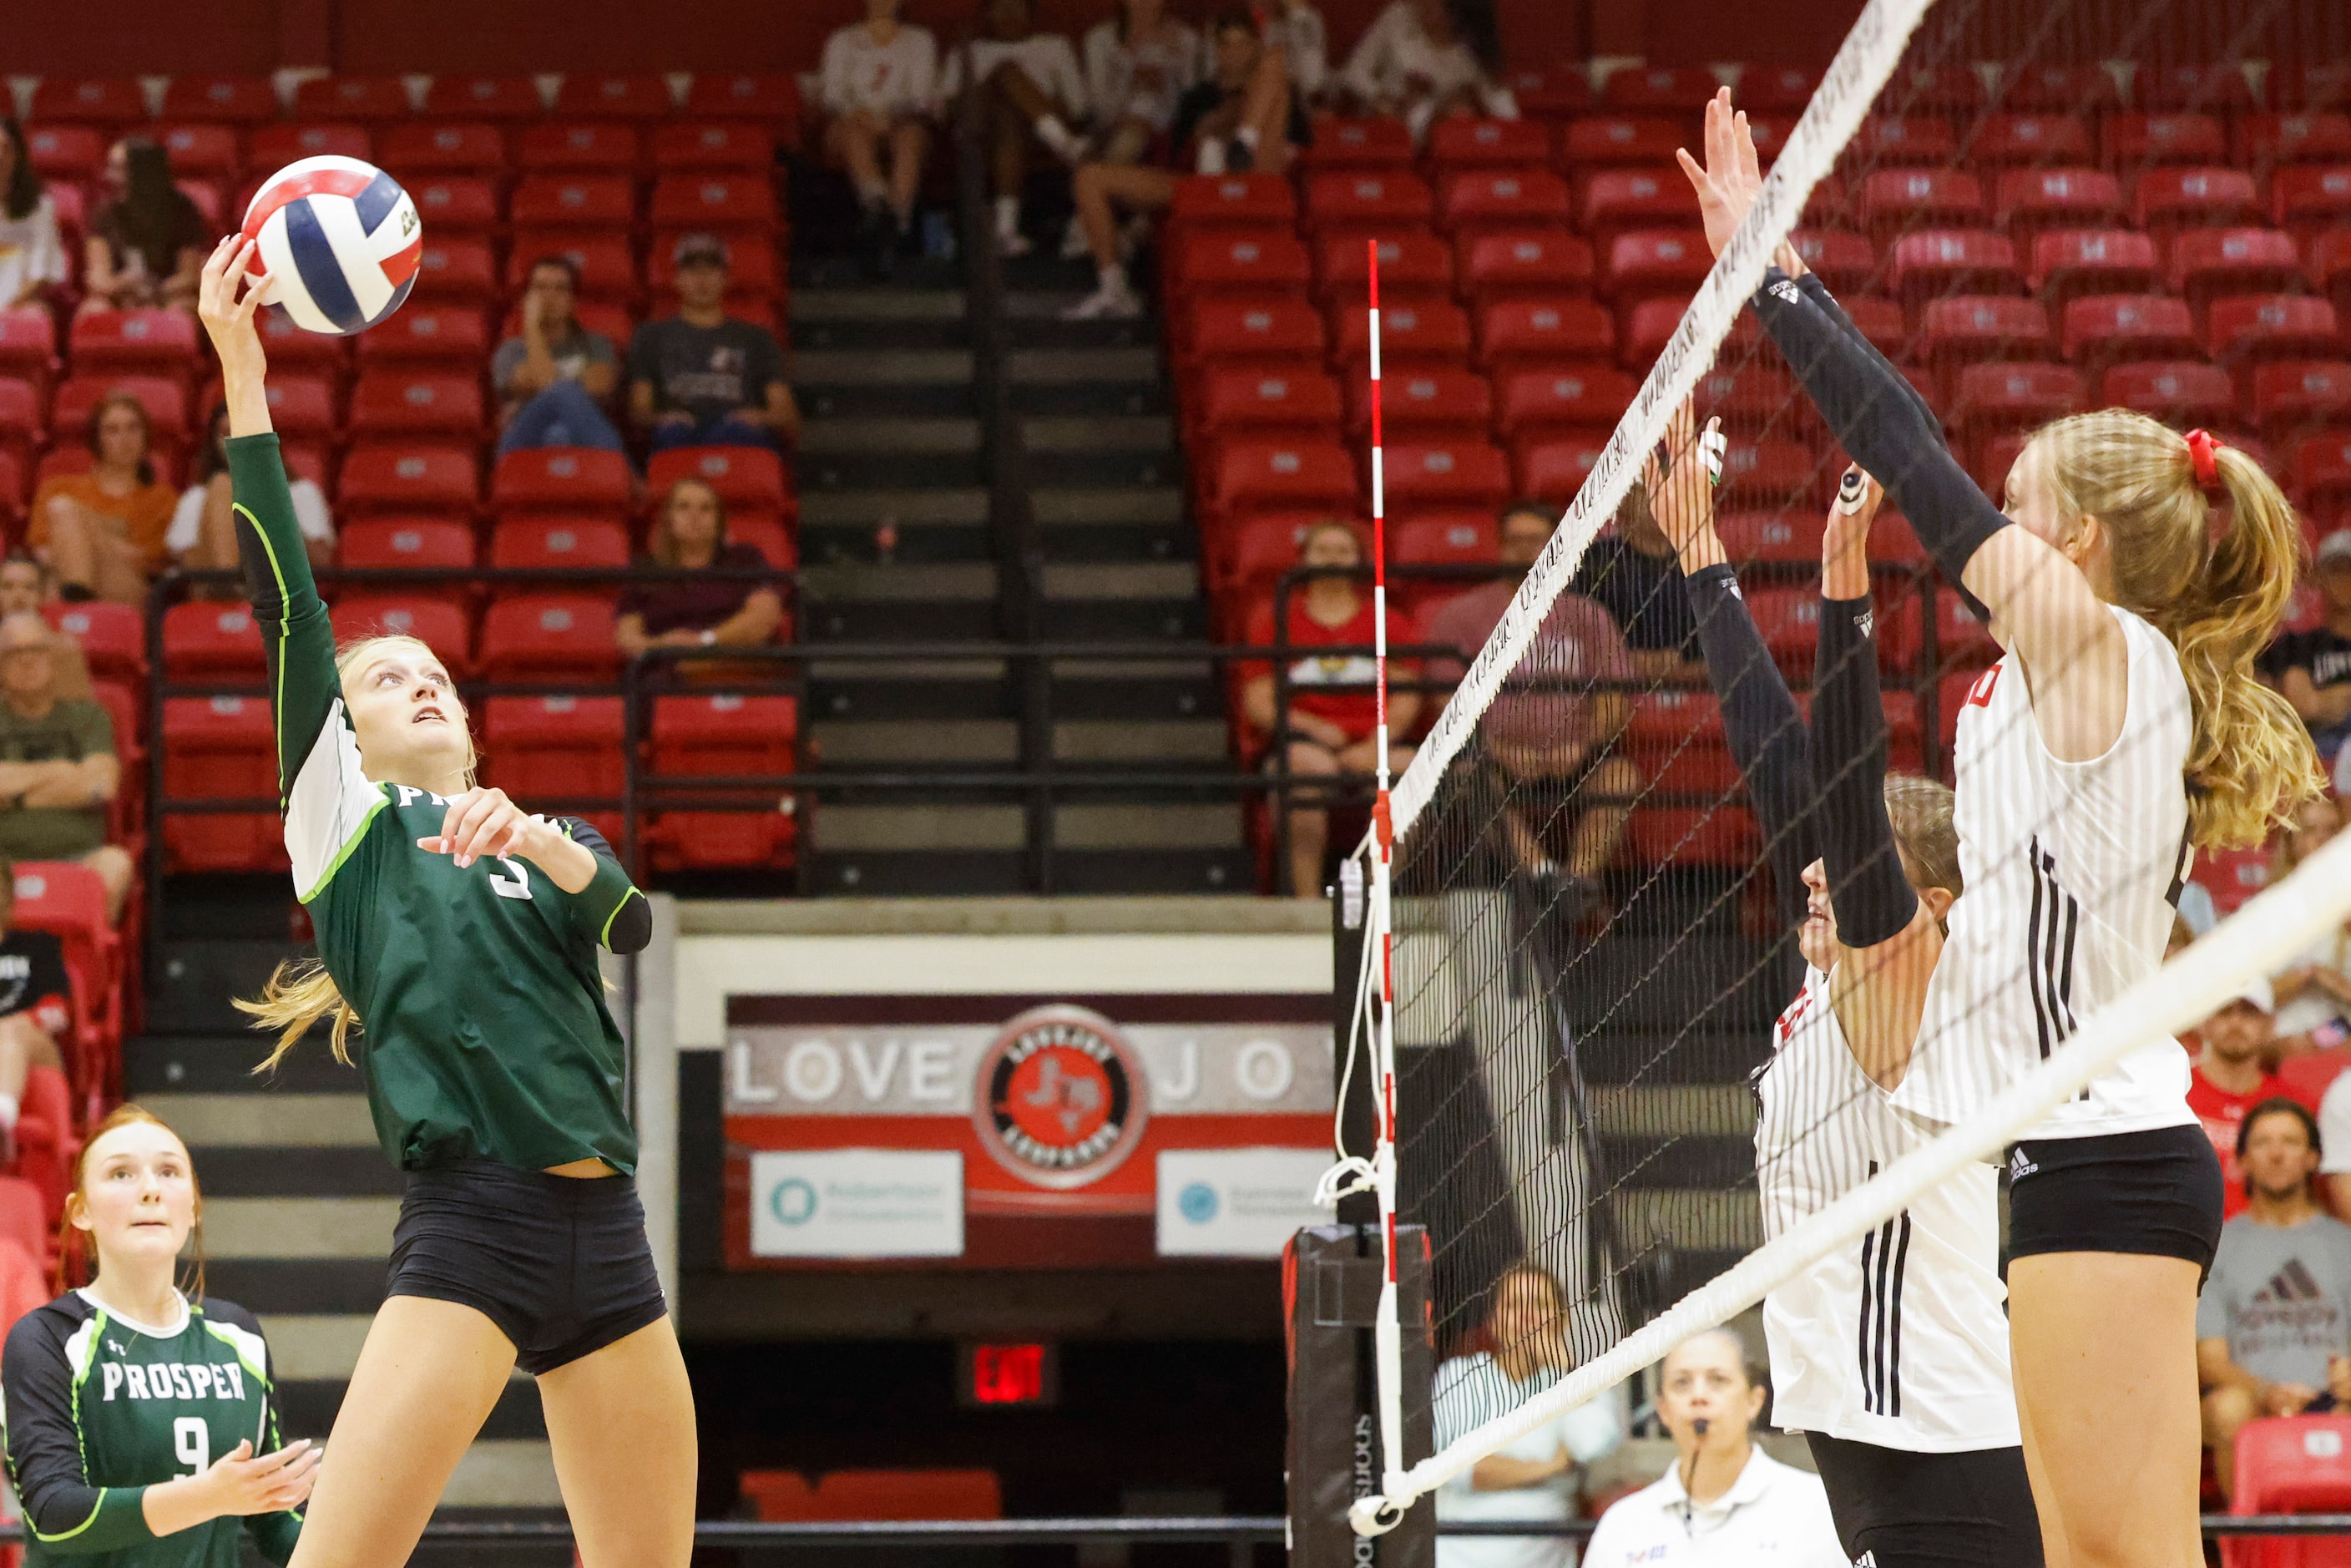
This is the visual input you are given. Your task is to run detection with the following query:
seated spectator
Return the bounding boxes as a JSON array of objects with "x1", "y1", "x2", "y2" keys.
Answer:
[
  {"x1": 79, "y1": 137, "x2": 205, "y2": 317},
  {"x1": 1335, "y1": 0, "x2": 1516, "y2": 143},
  {"x1": 2190, "y1": 981, "x2": 2288, "y2": 1218},
  {"x1": 1425, "y1": 500, "x2": 1638, "y2": 919},
  {"x1": 2198, "y1": 1098, "x2": 2351, "y2": 1498},
  {"x1": 1433, "y1": 1263, "x2": 1620, "y2": 1568},
  {"x1": 1072, "y1": 0, "x2": 1202, "y2": 190},
  {"x1": 1570, "y1": 484, "x2": 1701, "y2": 682},
  {"x1": 1063, "y1": 10, "x2": 1311, "y2": 321},
  {"x1": 494, "y1": 256, "x2": 623, "y2": 456},
  {"x1": 0, "y1": 554, "x2": 53, "y2": 620},
  {"x1": 821, "y1": 0, "x2": 941, "y2": 268},
  {"x1": 1240, "y1": 520, "x2": 1418, "y2": 899},
  {"x1": 615, "y1": 478, "x2": 786, "y2": 675},
  {"x1": 2269, "y1": 796, "x2": 2351, "y2": 1050},
  {"x1": 938, "y1": 0, "x2": 1090, "y2": 255},
  {"x1": 28, "y1": 394, "x2": 176, "y2": 605},
  {"x1": 0, "y1": 120, "x2": 67, "y2": 310},
  {"x1": 627, "y1": 235, "x2": 801, "y2": 453},
  {"x1": 171, "y1": 403, "x2": 335, "y2": 586},
  {"x1": 1260, "y1": 0, "x2": 1330, "y2": 100},
  {"x1": 0, "y1": 854, "x2": 73, "y2": 1163},
  {"x1": 2266, "y1": 530, "x2": 2351, "y2": 763},
  {"x1": 1581, "y1": 1329, "x2": 1842, "y2": 1565},
  {"x1": 0, "y1": 615, "x2": 129, "y2": 923}
]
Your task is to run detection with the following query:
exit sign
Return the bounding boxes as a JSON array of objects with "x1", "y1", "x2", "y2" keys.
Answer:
[{"x1": 960, "y1": 1342, "x2": 1059, "y2": 1407}]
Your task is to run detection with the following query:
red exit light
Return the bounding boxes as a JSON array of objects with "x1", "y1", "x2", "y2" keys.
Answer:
[{"x1": 968, "y1": 1343, "x2": 1054, "y2": 1406}]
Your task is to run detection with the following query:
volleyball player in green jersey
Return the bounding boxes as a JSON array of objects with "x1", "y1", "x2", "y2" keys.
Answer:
[
  {"x1": 193, "y1": 238, "x2": 694, "y2": 1568},
  {"x1": 3, "y1": 1105, "x2": 317, "y2": 1565}
]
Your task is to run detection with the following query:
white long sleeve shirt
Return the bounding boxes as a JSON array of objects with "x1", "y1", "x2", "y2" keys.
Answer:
[
  {"x1": 938, "y1": 33, "x2": 1088, "y2": 118},
  {"x1": 1262, "y1": 3, "x2": 1330, "y2": 98},
  {"x1": 818, "y1": 23, "x2": 940, "y2": 119},
  {"x1": 1336, "y1": 0, "x2": 1517, "y2": 127},
  {"x1": 1080, "y1": 18, "x2": 1202, "y2": 133}
]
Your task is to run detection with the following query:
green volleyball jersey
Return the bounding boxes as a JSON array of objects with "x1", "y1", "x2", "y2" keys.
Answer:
[
  {"x1": 228, "y1": 434, "x2": 650, "y2": 1173},
  {"x1": 1, "y1": 1292, "x2": 300, "y2": 1566}
]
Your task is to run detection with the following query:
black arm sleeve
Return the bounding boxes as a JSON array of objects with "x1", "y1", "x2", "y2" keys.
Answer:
[
  {"x1": 559, "y1": 817, "x2": 652, "y2": 955},
  {"x1": 1750, "y1": 269, "x2": 2012, "y2": 587},
  {"x1": 1683, "y1": 564, "x2": 1818, "y2": 924},
  {"x1": 1811, "y1": 594, "x2": 1919, "y2": 951},
  {"x1": 3, "y1": 1311, "x2": 158, "y2": 1553}
]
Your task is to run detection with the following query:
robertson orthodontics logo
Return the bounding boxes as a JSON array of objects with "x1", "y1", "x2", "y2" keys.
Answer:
[{"x1": 973, "y1": 1004, "x2": 1150, "y2": 1189}]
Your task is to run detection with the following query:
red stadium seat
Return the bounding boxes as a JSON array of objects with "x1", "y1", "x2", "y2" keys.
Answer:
[
  {"x1": 1197, "y1": 367, "x2": 1343, "y2": 441},
  {"x1": 2273, "y1": 166, "x2": 2351, "y2": 245},
  {"x1": 511, "y1": 176, "x2": 636, "y2": 235},
  {"x1": 336, "y1": 444, "x2": 478, "y2": 517},
  {"x1": 255, "y1": 311, "x2": 351, "y2": 379},
  {"x1": 154, "y1": 124, "x2": 239, "y2": 180},
  {"x1": 2224, "y1": 1416, "x2": 2351, "y2": 1568},
  {"x1": 1848, "y1": 117, "x2": 1961, "y2": 169},
  {"x1": 2136, "y1": 168, "x2": 2263, "y2": 245},
  {"x1": 518, "y1": 123, "x2": 645, "y2": 175},
  {"x1": 1694, "y1": 363, "x2": 1799, "y2": 424},
  {"x1": 381, "y1": 123, "x2": 508, "y2": 177},
  {"x1": 681, "y1": 73, "x2": 801, "y2": 126},
  {"x1": 351, "y1": 308, "x2": 488, "y2": 367},
  {"x1": 330, "y1": 596, "x2": 473, "y2": 670},
  {"x1": 1787, "y1": 231, "x2": 1878, "y2": 296},
  {"x1": 1557, "y1": 117, "x2": 1682, "y2": 173},
  {"x1": 645, "y1": 695, "x2": 801, "y2": 871},
  {"x1": 2280, "y1": 1050, "x2": 2351, "y2": 1116},
  {"x1": 1737, "y1": 64, "x2": 1819, "y2": 112},
  {"x1": 1211, "y1": 512, "x2": 1326, "y2": 606},
  {"x1": 1993, "y1": 169, "x2": 2126, "y2": 252},
  {"x1": 1351, "y1": 368, "x2": 1492, "y2": 437},
  {"x1": 650, "y1": 175, "x2": 780, "y2": 236},
  {"x1": 1580, "y1": 169, "x2": 1698, "y2": 254},
  {"x1": 1170, "y1": 230, "x2": 1312, "y2": 297},
  {"x1": 1621, "y1": 299, "x2": 1691, "y2": 367},
  {"x1": 1715, "y1": 509, "x2": 1823, "y2": 564},
  {"x1": 2276, "y1": 63, "x2": 2351, "y2": 112},
  {"x1": 44, "y1": 603, "x2": 144, "y2": 684},
  {"x1": 24, "y1": 125, "x2": 104, "y2": 185},
  {"x1": 2061, "y1": 294, "x2": 2199, "y2": 373},
  {"x1": 1858, "y1": 169, "x2": 1986, "y2": 245},
  {"x1": 552, "y1": 73, "x2": 675, "y2": 120},
  {"x1": 1893, "y1": 62, "x2": 1992, "y2": 116},
  {"x1": 1299, "y1": 117, "x2": 1417, "y2": 170},
  {"x1": 1329, "y1": 298, "x2": 1471, "y2": 370},
  {"x1": 478, "y1": 594, "x2": 620, "y2": 682},
  {"x1": 2208, "y1": 296, "x2": 2342, "y2": 366},
  {"x1": 2250, "y1": 362, "x2": 2351, "y2": 440},
  {"x1": 1207, "y1": 442, "x2": 1357, "y2": 518},
  {"x1": 488, "y1": 518, "x2": 632, "y2": 573},
  {"x1": 2102, "y1": 112, "x2": 2227, "y2": 169},
  {"x1": 347, "y1": 372, "x2": 485, "y2": 439},
  {"x1": 652, "y1": 123, "x2": 776, "y2": 174},
  {"x1": 1454, "y1": 230, "x2": 1594, "y2": 306},
  {"x1": 1600, "y1": 64, "x2": 1718, "y2": 114},
  {"x1": 1885, "y1": 230, "x2": 2024, "y2": 308},
  {"x1": 2326, "y1": 234, "x2": 2351, "y2": 323},
  {"x1": 336, "y1": 518, "x2": 478, "y2": 574},
  {"x1": 28, "y1": 78, "x2": 144, "y2": 126},
  {"x1": 1168, "y1": 174, "x2": 1297, "y2": 229},
  {"x1": 1475, "y1": 298, "x2": 1614, "y2": 375},
  {"x1": 2172, "y1": 228, "x2": 2310, "y2": 318},
  {"x1": 161, "y1": 604, "x2": 261, "y2": 681},
  {"x1": 291, "y1": 75, "x2": 412, "y2": 121},
  {"x1": 49, "y1": 375, "x2": 188, "y2": 448},
  {"x1": 2138, "y1": 64, "x2": 2257, "y2": 114},
  {"x1": 2237, "y1": 113, "x2": 2351, "y2": 170},
  {"x1": 645, "y1": 240, "x2": 783, "y2": 307},
  {"x1": 643, "y1": 447, "x2": 788, "y2": 518},
  {"x1": 2000, "y1": 63, "x2": 2118, "y2": 113},
  {"x1": 0, "y1": 380, "x2": 33, "y2": 478},
  {"x1": 0, "y1": 308, "x2": 56, "y2": 394},
  {"x1": 504, "y1": 236, "x2": 641, "y2": 305},
  {"x1": 1316, "y1": 231, "x2": 1453, "y2": 304},
  {"x1": 2101, "y1": 360, "x2": 2237, "y2": 426},
  {"x1": 162, "y1": 696, "x2": 285, "y2": 875},
  {"x1": 491, "y1": 448, "x2": 634, "y2": 518},
  {"x1": 402, "y1": 174, "x2": 501, "y2": 240},
  {"x1": 1969, "y1": 113, "x2": 2091, "y2": 167},
  {"x1": 482, "y1": 695, "x2": 627, "y2": 811},
  {"x1": 410, "y1": 237, "x2": 499, "y2": 306},
  {"x1": 1513, "y1": 437, "x2": 1605, "y2": 504},
  {"x1": 2296, "y1": 432, "x2": 2351, "y2": 517},
  {"x1": 422, "y1": 75, "x2": 544, "y2": 120},
  {"x1": 248, "y1": 122, "x2": 373, "y2": 171},
  {"x1": 1183, "y1": 299, "x2": 1323, "y2": 367},
  {"x1": 1494, "y1": 366, "x2": 1636, "y2": 442},
  {"x1": 1600, "y1": 230, "x2": 1710, "y2": 304},
  {"x1": 1437, "y1": 169, "x2": 1572, "y2": 237},
  {"x1": 1390, "y1": 509, "x2": 1499, "y2": 589},
  {"x1": 1951, "y1": 362, "x2": 2086, "y2": 463},
  {"x1": 1302, "y1": 171, "x2": 1434, "y2": 234},
  {"x1": 247, "y1": 375, "x2": 336, "y2": 443},
  {"x1": 2030, "y1": 229, "x2": 2160, "y2": 309},
  {"x1": 1506, "y1": 67, "x2": 1593, "y2": 122},
  {"x1": 66, "y1": 309, "x2": 199, "y2": 383},
  {"x1": 1380, "y1": 441, "x2": 1509, "y2": 512},
  {"x1": 1716, "y1": 439, "x2": 1818, "y2": 508},
  {"x1": 1427, "y1": 117, "x2": 1550, "y2": 169},
  {"x1": 1918, "y1": 296, "x2": 2053, "y2": 375}
]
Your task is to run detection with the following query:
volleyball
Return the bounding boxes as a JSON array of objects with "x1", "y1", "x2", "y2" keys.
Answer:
[{"x1": 240, "y1": 155, "x2": 423, "y2": 336}]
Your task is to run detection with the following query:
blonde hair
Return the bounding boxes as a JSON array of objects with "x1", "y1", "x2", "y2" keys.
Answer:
[
  {"x1": 1883, "y1": 773, "x2": 1961, "y2": 897},
  {"x1": 649, "y1": 477, "x2": 729, "y2": 566},
  {"x1": 235, "y1": 635, "x2": 473, "y2": 1071},
  {"x1": 60, "y1": 1104, "x2": 205, "y2": 1299},
  {"x1": 2030, "y1": 410, "x2": 2320, "y2": 847}
]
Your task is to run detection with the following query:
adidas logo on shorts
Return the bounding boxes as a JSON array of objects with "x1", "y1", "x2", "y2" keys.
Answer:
[
  {"x1": 1854, "y1": 1553, "x2": 1879, "y2": 1567},
  {"x1": 2008, "y1": 1147, "x2": 2040, "y2": 1182}
]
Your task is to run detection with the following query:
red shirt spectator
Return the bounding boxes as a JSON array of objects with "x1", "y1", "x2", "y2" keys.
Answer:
[{"x1": 2190, "y1": 981, "x2": 2286, "y2": 1218}]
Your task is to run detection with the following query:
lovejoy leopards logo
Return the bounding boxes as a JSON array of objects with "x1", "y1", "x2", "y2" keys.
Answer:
[{"x1": 973, "y1": 1004, "x2": 1149, "y2": 1189}]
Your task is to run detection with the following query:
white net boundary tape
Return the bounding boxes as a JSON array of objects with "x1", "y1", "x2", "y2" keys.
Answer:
[
  {"x1": 1351, "y1": 826, "x2": 2351, "y2": 1531},
  {"x1": 1382, "y1": 0, "x2": 1942, "y2": 843}
]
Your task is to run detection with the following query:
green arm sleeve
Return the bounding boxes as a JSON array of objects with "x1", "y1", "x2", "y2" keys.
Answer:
[
  {"x1": 559, "y1": 818, "x2": 651, "y2": 953},
  {"x1": 247, "y1": 1505, "x2": 304, "y2": 1564}
]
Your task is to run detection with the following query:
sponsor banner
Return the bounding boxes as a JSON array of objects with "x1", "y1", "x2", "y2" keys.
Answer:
[
  {"x1": 748, "y1": 1149, "x2": 963, "y2": 1259},
  {"x1": 1155, "y1": 1148, "x2": 1330, "y2": 1257}
]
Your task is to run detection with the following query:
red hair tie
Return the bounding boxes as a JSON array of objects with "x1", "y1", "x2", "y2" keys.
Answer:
[{"x1": 2185, "y1": 427, "x2": 2223, "y2": 492}]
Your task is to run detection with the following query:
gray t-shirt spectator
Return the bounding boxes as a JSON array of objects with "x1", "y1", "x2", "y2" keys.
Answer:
[
  {"x1": 2198, "y1": 1212, "x2": 2351, "y2": 1389},
  {"x1": 492, "y1": 327, "x2": 616, "y2": 402},
  {"x1": 625, "y1": 318, "x2": 786, "y2": 427}
]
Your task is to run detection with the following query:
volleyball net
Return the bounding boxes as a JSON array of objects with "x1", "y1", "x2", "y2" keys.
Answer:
[{"x1": 1322, "y1": 0, "x2": 2351, "y2": 1533}]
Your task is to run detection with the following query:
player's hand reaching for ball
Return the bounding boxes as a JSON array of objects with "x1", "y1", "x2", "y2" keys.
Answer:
[
  {"x1": 1676, "y1": 88, "x2": 1809, "y2": 279},
  {"x1": 196, "y1": 236, "x2": 272, "y2": 438},
  {"x1": 419, "y1": 787, "x2": 600, "y2": 893}
]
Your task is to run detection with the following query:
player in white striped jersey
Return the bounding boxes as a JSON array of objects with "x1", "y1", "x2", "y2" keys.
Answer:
[
  {"x1": 1651, "y1": 406, "x2": 2037, "y2": 1565},
  {"x1": 1687, "y1": 92, "x2": 2317, "y2": 1568}
]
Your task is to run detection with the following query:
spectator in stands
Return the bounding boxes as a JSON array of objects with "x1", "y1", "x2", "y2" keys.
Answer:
[
  {"x1": 0, "y1": 615, "x2": 129, "y2": 924},
  {"x1": 0, "y1": 120, "x2": 67, "y2": 309},
  {"x1": 0, "y1": 555, "x2": 53, "y2": 620},
  {"x1": 1425, "y1": 501, "x2": 1638, "y2": 919},
  {"x1": 1069, "y1": 0, "x2": 1202, "y2": 220},
  {"x1": 2198, "y1": 1098, "x2": 2351, "y2": 1498},
  {"x1": 1261, "y1": 0, "x2": 1330, "y2": 101},
  {"x1": 2190, "y1": 982, "x2": 2288, "y2": 1219},
  {"x1": 493, "y1": 256, "x2": 623, "y2": 457},
  {"x1": 1335, "y1": 0, "x2": 1516, "y2": 143},
  {"x1": 28, "y1": 394, "x2": 176, "y2": 606},
  {"x1": 79, "y1": 137, "x2": 205, "y2": 317},
  {"x1": 1570, "y1": 483, "x2": 1701, "y2": 682},
  {"x1": 1241, "y1": 520, "x2": 1418, "y2": 899},
  {"x1": 2264, "y1": 530, "x2": 2351, "y2": 764},
  {"x1": 1433, "y1": 1263, "x2": 1620, "y2": 1568},
  {"x1": 1062, "y1": 10, "x2": 1311, "y2": 321},
  {"x1": 939, "y1": 0, "x2": 1090, "y2": 255},
  {"x1": 821, "y1": 0, "x2": 941, "y2": 267},
  {"x1": 2269, "y1": 796, "x2": 2351, "y2": 1051},
  {"x1": 627, "y1": 235, "x2": 800, "y2": 453},
  {"x1": 0, "y1": 853, "x2": 73, "y2": 1163},
  {"x1": 170, "y1": 404, "x2": 336, "y2": 592},
  {"x1": 1581, "y1": 1329, "x2": 1843, "y2": 1565},
  {"x1": 615, "y1": 478, "x2": 786, "y2": 673}
]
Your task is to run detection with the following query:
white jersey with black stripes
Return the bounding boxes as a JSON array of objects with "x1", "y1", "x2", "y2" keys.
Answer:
[
  {"x1": 1894, "y1": 604, "x2": 2198, "y2": 1139},
  {"x1": 1757, "y1": 964, "x2": 2020, "y2": 1451}
]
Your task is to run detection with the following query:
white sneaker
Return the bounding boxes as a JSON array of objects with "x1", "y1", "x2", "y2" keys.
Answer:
[
  {"x1": 1037, "y1": 119, "x2": 1085, "y2": 164},
  {"x1": 999, "y1": 226, "x2": 1034, "y2": 258},
  {"x1": 1059, "y1": 216, "x2": 1091, "y2": 259},
  {"x1": 1062, "y1": 279, "x2": 1142, "y2": 320}
]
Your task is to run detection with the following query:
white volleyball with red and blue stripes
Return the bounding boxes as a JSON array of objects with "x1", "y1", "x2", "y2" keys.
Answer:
[{"x1": 240, "y1": 156, "x2": 422, "y2": 336}]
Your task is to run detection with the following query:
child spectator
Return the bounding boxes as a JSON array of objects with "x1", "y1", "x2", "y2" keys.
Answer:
[
  {"x1": 0, "y1": 121, "x2": 67, "y2": 310},
  {"x1": 28, "y1": 393, "x2": 176, "y2": 605},
  {"x1": 0, "y1": 555, "x2": 52, "y2": 620},
  {"x1": 2198, "y1": 1099, "x2": 2351, "y2": 1498},
  {"x1": 2189, "y1": 983, "x2": 2288, "y2": 1218},
  {"x1": 1336, "y1": 0, "x2": 1516, "y2": 142},
  {"x1": 939, "y1": 0, "x2": 1090, "y2": 255},
  {"x1": 171, "y1": 403, "x2": 336, "y2": 582},
  {"x1": 1239, "y1": 520, "x2": 1418, "y2": 898},
  {"x1": 820, "y1": 0, "x2": 941, "y2": 266},
  {"x1": 494, "y1": 255, "x2": 624, "y2": 456},
  {"x1": 0, "y1": 854, "x2": 73, "y2": 1163},
  {"x1": 615, "y1": 478, "x2": 786, "y2": 675},
  {"x1": 627, "y1": 236, "x2": 801, "y2": 452},
  {"x1": 1569, "y1": 484, "x2": 1702, "y2": 682},
  {"x1": 1062, "y1": 11, "x2": 1309, "y2": 320},
  {"x1": 2266, "y1": 530, "x2": 2351, "y2": 763},
  {"x1": 0, "y1": 615, "x2": 129, "y2": 923},
  {"x1": 80, "y1": 137, "x2": 205, "y2": 317}
]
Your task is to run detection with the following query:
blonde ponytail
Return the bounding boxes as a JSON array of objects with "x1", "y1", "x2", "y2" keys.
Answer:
[
  {"x1": 2035, "y1": 410, "x2": 2321, "y2": 848},
  {"x1": 235, "y1": 957, "x2": 359, "y2": 1070}
]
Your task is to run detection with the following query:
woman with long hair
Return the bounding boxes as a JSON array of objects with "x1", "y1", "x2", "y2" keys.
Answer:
[
  {"x1": 3, "y1": 1105, "x2": 318, "y2": 1564},
  {"x1": 194, "y1": 235, "x2": 693, "y2": 1568},
  {"x1": 82, "y1": 138, "x2": 206, "y2": 316},
  {"x1": 1333, "y1": 0, "x2": 1514, "y2": 142},
  {"x1": 172, "y1": 402, "x2": 336, "y2": 582},
  {"x1": 614, "y1": 476, "x2": 784, "y2": 666},
  {"x1": 1682, "y1": 89, "x2": 2318, "y2": 1566},
  {"x1": 28, "y1": 392, "x2": 178, "y2": 604},
  {"x1": 0, "y1": 119, "x2": 68, "y2": 309}
]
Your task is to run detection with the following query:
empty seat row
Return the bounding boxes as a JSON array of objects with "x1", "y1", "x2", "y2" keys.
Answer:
[
  {"x1": 26, "y1": 119, "x2": 778, "y2": 185},
  {"x1": 26, "y1": 73, "x2": 802, "y2": 129}
]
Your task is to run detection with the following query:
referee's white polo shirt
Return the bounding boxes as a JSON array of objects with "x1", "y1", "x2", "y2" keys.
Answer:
[{"x1": 1579, "y1": 1448, "x2": 1847, "y2": 1567}]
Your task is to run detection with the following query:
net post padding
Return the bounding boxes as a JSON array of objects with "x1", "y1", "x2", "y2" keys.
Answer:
[
  {"x1": 1381, "y1": 0, "x2": 1942, "y2": 844},
  {"x1": 1347, "y1": 828, "x2": 2351, "y2": 1535}
]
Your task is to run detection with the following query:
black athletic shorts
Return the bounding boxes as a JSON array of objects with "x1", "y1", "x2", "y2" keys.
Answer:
[
  {"x1": 387, "y1": 1158, "x2": 668, "y2": 1375},
  {"x1": 2005, "y1": 1123, "x2": 2224, "y2": 1277},
  {"x1": 1807, "y1": 1434, "x2": 2044, "y2": 1567}
]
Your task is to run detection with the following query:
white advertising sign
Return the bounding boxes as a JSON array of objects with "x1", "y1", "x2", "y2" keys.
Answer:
[
  {"x1": 749, "y1": 1150, "x2": 964, "y2": 1258},
  {"x1": 1154, "y1": 1148, "x2": 1329, "y2": 1257}
]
